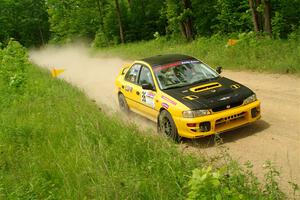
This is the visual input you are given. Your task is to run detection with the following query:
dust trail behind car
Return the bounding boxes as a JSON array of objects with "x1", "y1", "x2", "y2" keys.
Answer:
[
  {"x1": 29, "y1": 44, "x2": 156, "y2": 130},
  {"x1": 30, "y1": 44, "x2": 122, "y2": 110},
  {"x1": 30, "y1": 44, "x2": 300, "y2": 195}
]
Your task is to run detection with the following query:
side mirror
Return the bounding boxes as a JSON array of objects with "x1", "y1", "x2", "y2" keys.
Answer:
[
  {"x1": 142, "y1": 83, "x2": 154, "y2": 90},
  {"x1": 216, "y1": 66, "x2": 222, "y2": 74}
]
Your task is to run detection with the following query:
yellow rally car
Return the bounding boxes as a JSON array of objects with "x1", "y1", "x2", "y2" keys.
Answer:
[{"x1": 115, "y1": 54, "x2": 261, "y2": 141}]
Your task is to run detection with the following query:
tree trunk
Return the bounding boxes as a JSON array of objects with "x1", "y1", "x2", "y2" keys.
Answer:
[
  {"x1": 115, "y1": 0, "x2": 125, "y2": 43},
  {"x1": 249, "y1": 0, "x2": 259, "y2": 33},
  {"x1": 96, "y1": 0, "x2": 104, "y2": 30},
  {"x1": 127, "y1": 0, "x2": 132, "y2": 8},
  {"x1": 181, "y1": 0, "x2": 193, "y2": 41},
  {"x1": 140, "y1": 0, "x2": 146, "y2": 18},
  {"x1": 183, "y1": 20, "x2": 193, "y2": 41},
  {"x1": 180, "y1": 22, "x2": 187, "y2": 39},
  {"x1": 263, "y1": 0, "x2": 272, "y2": 36},
  {"x1": 256, "y1": 0, "x2": 263, "y2": 31},
  {"x1": 38, "y1": 22, "x2": 44, "y2": 45}
]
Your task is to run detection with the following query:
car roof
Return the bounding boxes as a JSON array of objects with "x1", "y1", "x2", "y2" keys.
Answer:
[{"x1": 139, "y1": 54, "x2": 196, "y2": 68}]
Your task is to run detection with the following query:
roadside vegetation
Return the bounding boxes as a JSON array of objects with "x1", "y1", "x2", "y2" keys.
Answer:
[
  {"x1": 1, "y1": 40, "x2": 298, "y2": 199},
  {"x1": 2, "y1": 1, "x2": 299, "y2": 74},
  {"x1": 95, "y1": 35, "x2": 300, "y2": 74}
]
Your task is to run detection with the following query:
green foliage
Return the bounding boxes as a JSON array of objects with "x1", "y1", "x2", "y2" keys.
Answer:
[
  {"x1": 92, "y1": 31, "x2": 110, "y2": 48},
  {"x1": 0, "y1": 40, "x2": 29, "y2": 89},
  {"x1": 187, "y1": 160, "x2": 286, "y2": 200},
  {"x1": 2, "y1": 0, "x2": 300, "y2": 46},
  {"x1": 96, "y1": 36, "x2": 300, "y2": 74},
  {"x1": 191, "y1": 0, "x2": 218, "y2": 36},
  {"x1": 263, "y1": 161, "x2": 285, "y2": 199},
  {"x1": 271, "y1": 0, "x2": 300, "y2": 38},
  {"x1": 124, "y1": 0, "x2": 166, "y2": 42},
  {"x1": 0, "y1": 0, "x2": 49, "y2": 47},
  {"x1": 47, "y1": 0, "x2": 101, "y2": 44},
  {"x1": 272, "y1": 12, "x2": 285, "y2": 39},
  {"x1": 213, "y1": 0, "x2": 252, "y2": 34},
  {"x1": 165, "y1": 0, "x2": 183, "y2": 36},
  {"x1": 288, "y1": 27, "x2": 300, "y2": 41}
]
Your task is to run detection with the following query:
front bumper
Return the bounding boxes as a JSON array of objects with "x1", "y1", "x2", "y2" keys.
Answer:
[{"x1": 173, "y1": 100, "x2": 261, "y2": 138}]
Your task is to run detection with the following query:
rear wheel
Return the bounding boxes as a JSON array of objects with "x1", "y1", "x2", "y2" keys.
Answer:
[
  {"x1": 158, "y1": 110, "x2": 181, "y2": 142},
  {"x1": 118, "y1": 93, "x2": 130, "y2": 113}
]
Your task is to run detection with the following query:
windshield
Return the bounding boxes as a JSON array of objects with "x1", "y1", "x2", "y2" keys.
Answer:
[{"x1": 154, "y1": 60, "x2": 219, "y2": 90}]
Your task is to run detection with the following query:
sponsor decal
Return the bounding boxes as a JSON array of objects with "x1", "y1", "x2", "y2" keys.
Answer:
[
  {"x1": 146, "y1": 92, "x2": 155, "y2": 98},
  {"x1": 125, "y1": 85, "x2": 133, "y2": 92},
  {"x1": 162, "y1": 102, "x2": 169, "y2": 109},
  {"x1": 141, "y1": 90, "x2": 155, "y2": 108},
  {"x1": 226, "y1": 105, "x2": 231, "y2": 109},
  {"x1": 181, "y1": 60, "x2": 200, "y2": 64},
  {"x1": 162, "y1": 95, "x2": 177, "y2": 105},
  {"x1": 154, "y1": 60, "x2": 200, "y2": 72},
  {"x1": 154, "y1": 61, "x2": 181, "y2": 72}
]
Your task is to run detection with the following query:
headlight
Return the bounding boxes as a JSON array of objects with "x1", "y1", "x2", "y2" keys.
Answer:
[
  {"x1": 182, "y1": 110, "x2": 211, "y2": 118},
  {"x1": 243, "y1": 94, "x2": 257, "y2": 105}
]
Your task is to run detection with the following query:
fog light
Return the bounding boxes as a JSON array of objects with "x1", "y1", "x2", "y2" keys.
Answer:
[
  {"x1": 199, "y1": 122, "x2": 211, "y2": 132},
  {"x1": 251, "y1": 107, "x2": 260, "y2": 118},
  {"x1": 187, "y1": 123, "x2": 197, "y2": 127}
]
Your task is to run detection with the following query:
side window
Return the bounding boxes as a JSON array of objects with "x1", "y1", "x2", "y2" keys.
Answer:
[
  {"x1": 138, "y1": 66, "x2": 154, "y2": 87},
  {"x1": 125, "y1": 64, "x2": 141, "y2": 83}
]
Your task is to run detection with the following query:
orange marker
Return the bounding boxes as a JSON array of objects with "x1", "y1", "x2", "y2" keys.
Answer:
[
  {"x1": 51, "y1": 68, "x2": 65, "y2": 77},
  {"x1": 227, "y1": 39, "x2": 238, "y2": 46}
]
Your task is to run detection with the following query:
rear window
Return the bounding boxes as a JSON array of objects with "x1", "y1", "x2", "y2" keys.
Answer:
[{"x1": 125, "y1": 64, "x2": 141, "y2": 83}]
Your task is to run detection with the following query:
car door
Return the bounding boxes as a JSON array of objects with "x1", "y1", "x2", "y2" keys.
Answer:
[
  {"x1": 122, "y1": 64, "x2": 142, "y2": 111},
  {"x1": 135, "y1": 65, "x2": 159, "y2": 120}
]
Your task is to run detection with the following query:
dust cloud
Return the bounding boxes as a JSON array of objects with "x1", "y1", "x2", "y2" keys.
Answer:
[
  {"x1": 30, "y1": 43, "x2": 124, "y2": 109},
  {"x1": 29, "y1": 43, "x2": 156, "y2": 131}
]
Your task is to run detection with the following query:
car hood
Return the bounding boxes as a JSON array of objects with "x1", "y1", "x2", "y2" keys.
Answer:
[{"x1": 162, "y1": 77, "x2": 254, "y2": 111}]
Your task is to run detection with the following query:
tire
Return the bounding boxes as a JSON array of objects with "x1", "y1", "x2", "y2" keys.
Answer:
[
  {"x1": 158, "y1": 110, "x2": 181, "y2": 142},
  {"x1": 118, "y1": 93, "x2": 130, "y2": 113}
]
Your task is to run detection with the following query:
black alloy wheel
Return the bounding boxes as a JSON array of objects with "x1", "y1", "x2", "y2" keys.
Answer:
[
  {"x1": 158, "y1": 110, "x2": 181, "y2": 142},
  {"x1": 118, "y1": 93, "x2": 130, "y2": 113}
]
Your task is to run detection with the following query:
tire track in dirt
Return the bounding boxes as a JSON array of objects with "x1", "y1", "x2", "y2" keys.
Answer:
[{"x1": 30, "y1": 45, "x2": 300, "y2": 195}]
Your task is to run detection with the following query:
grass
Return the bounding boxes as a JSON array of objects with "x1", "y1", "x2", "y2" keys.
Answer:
[
  {"x1": 0, "y1": 40, "x2": 295, "y2": 199},
  {"x1": 0, "y1": 65, "x2": 203, "y2": 199},
  {"x1": 96, "y1": 36, "x2": 300, "y2": 74}
]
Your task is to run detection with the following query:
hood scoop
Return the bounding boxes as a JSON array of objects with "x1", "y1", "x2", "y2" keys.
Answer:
[
  {"x1": 231, "y1": 84, "x2": 240, "y2": 89},
  {"x1": 183, "y1": 95, "x2": 199, "y2": 101},
  {"x1": 190, "y1": 82, "x2": 222, "y2": 93}
]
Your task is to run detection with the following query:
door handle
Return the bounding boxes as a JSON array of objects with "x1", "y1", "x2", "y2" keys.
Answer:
[{"x1": 136, "y1": 91, "x2": 140, "y2": 95}]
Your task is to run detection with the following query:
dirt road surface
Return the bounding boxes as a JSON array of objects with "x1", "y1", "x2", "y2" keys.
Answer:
[{"x1": 30, "y1": 45, "x2": 300, "y2": 195}]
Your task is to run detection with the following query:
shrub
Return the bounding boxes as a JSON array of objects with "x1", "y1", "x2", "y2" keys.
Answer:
[
  {"x1": 0, "y1": 39, "x2": 29, "y2": 89},
  {"x1": 186, "y1": 158, "x2": 286, "y2": 200}
]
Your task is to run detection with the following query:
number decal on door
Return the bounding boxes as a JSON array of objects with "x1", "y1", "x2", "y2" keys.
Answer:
[
  {"x1": 141, "y1": 90, "x2": 155, "y2": 108},
  {"x1": 141, "y1": 91, "x2": 147, "y2": 102}
]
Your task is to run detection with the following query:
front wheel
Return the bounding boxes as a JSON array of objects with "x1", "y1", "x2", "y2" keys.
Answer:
[
  {"x1": 158, "y1": 110, "x2": 181, "y2": 142},
  {"x1": 118, "y1": 93, "x2": 130, "y2": 113}
]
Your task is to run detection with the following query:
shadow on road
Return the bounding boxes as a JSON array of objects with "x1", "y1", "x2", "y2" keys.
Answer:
[{"x1": 182, "y1": 120, "x2": 270, "y2": 149}]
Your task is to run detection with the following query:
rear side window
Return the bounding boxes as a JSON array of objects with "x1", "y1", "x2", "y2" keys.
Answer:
[
  {"x1": 138, "y1": 66, "x2": 154, "y2": 87},
  {"x1": 125, "y1": 64, "x2": 141, "y2": 83}
]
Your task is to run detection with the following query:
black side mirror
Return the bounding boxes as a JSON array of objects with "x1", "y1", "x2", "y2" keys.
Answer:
[
  {"x1": 216, "y1": 66, "x2": 222, "y2": 74},
  {"x1": 142, "y1": 83, "x2": 154, "y2": 90}
]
